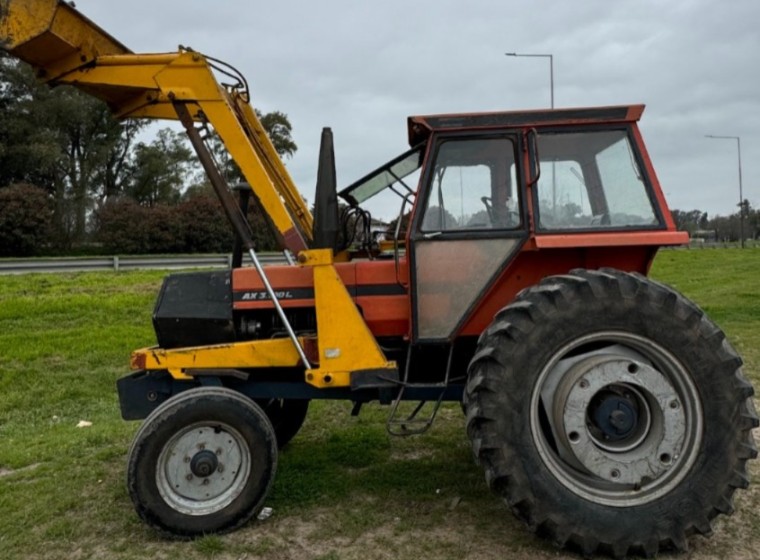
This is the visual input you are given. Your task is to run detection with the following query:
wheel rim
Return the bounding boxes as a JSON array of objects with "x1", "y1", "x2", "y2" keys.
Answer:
[
  {"x1": 156, "y1": 421, "x2": 251, "y2": 516},
  {"x1": 531, "y1": 332, "x2": 703, "y2": 507}
]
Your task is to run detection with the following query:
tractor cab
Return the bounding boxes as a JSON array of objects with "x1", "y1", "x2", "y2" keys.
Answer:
[{"x1": 340, "y1": 105, "x2": 686, "y2": 344}]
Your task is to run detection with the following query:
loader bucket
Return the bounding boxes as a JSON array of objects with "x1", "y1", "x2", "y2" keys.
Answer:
[{"x1": 0, "y1": 0, "x2": 129, "y2": 78}]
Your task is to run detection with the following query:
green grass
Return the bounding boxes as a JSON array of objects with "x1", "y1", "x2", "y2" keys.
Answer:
[
  {"x1": 0, "y1": 250, "x2": 758, "y2": 560},
  {"x1": 651, "y1": 248, "x2": 760, "y2": 377}
]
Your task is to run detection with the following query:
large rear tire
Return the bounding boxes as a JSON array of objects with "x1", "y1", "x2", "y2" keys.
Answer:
[
  {"x1": 127, "y1": 387, "x2": 277, "y2": 537},
  {"x1": 465, "y1": 269, "x2": 758, "y2": 557}
]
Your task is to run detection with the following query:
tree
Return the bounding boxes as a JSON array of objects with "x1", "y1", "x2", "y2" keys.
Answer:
[
  {"x1": 182, "y1": 109, "x2": 298, "y2": 251},
  {"x1": 0, "y1": 55, "x2": 64, "y2": 189},
  {"x1": 93, "y1": 119, "x2": 145, "y2": 206},
  {"x1": 2, "y1": 54, "x2": 299, "y2": 254},
  {"x1": 126, "y1": 129, "x2": 193, "y2": 207},
  {"x1": 201, "y1": 109, "x2": 298, "y2": 184},
  {"x1": 670, "y1": 209, "x2": 706, "y2": 235},
  {"x1": 257, "y1": 110, "x2": 297, "y2": 158},
  {"x1": 0, "y1": 183, "x2": 54, "y2": 256},
  {"x1": 0, "y1": 57, "x2": 143, "y2": 248}
]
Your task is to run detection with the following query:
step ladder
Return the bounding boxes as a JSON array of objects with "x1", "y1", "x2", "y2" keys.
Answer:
[{"x1": 386, "y1": 345, "x2": 454, "y2": 436}]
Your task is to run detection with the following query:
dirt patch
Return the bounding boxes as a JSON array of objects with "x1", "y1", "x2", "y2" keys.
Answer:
[{"x1": 0, "y1": 463, "x2": 40, "y2": 478}]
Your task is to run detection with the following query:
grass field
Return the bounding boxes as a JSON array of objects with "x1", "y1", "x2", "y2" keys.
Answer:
[{"x1": 0, "y1": 249, "x2": 758, "y2": 560}]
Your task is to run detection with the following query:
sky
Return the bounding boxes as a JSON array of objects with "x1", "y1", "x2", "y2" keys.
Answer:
[{"x1": 76, "y1": 0, "x2": 760, "y2": 221}]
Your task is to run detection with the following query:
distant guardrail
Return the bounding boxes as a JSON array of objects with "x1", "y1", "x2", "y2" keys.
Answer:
[{"x1": 0, "y1": 253, "x2": 287, "y2": 274}]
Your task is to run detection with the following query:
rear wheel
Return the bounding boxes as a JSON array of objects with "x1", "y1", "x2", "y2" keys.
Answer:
[
  {"x1": 465, "y1": 269, "x2": 758, "y2": 557},
  {"x1": 127, "y1": 387, "x2": 277, "y2": 537}
]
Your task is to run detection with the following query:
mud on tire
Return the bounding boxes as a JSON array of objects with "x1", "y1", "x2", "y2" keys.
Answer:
[{"x1": 464, "y1": 269, "x2": 758, "y2": 557}]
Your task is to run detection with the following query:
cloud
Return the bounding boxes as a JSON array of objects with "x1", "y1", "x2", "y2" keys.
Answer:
[{"x1": 77, "y1": 0, "x2": 760, "y2": 218}]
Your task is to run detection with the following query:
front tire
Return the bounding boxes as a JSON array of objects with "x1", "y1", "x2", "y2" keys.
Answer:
[
  {"x1": 127, "y1": 387, "x2": 277, "y2": 537},
  {"x1": 465, "y1": 269, "x2": 758, "y2": 557}
]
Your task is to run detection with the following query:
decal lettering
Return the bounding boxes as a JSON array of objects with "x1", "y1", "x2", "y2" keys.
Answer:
[{"x1": 240, "y1": 291, "x2": 294, "y2": 301}]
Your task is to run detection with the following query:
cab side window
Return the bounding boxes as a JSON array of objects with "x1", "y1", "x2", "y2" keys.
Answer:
[
  {"x1": 535, "y1": 130, "x2": 659, "y2": 230},
  {"x1": 421, "y1": 138, "x2": 519, "y2": 232}
]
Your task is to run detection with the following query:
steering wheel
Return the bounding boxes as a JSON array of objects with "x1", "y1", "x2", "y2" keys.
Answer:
[
  {"x1": 481, "y1": 196, "x2": 522, "y2": 228},
  {"x1": 480, "y1": 196, "x2": 494, "y2": 223}
]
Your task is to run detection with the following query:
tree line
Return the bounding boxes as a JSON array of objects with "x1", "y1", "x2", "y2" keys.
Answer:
[
  {"x1": 671, "y1": 200, "x2": 760, "y2": 242},
  {"x1": 0, "y1": 55, "x2": 296, "y2": 257}
]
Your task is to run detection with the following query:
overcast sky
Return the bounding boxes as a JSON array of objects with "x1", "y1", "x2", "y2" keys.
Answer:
[{"x1": 77, "y1": 0, "x2": 760, "y2": 220}]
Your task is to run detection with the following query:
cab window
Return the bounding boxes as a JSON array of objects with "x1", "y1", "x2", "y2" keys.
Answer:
[
  {"x1": 535, "y1": 130, "x2": 659, "y2": 230},
  {"x1": 421, "y1": 138, "x2": 519, "y2": 232}
]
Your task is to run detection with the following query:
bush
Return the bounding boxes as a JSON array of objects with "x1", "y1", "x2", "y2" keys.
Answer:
[
  {"x1": 94, "y1": 198, "x2": 149, "y2": 254},
  {"x1": 0, "y1": 183, "x2": 53, "y2": 256},
  {"x1": 177, "y1": 194, "x2": 234, "y2": 253},
  {"x1": 178, "y1": 193, "x2": 279, "y2": 253},
  {"x1": 143, "y1": 204, "x2": 183, "y2": 253},
  {"x1": 93, "y1": 192, "x2": 282, "y2": 254}
]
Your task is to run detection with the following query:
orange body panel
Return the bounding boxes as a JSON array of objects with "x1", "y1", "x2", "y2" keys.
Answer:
[
  {"x1": 232, "y1": 258, "x2": 410, "y2": 338},
  {"x1": 458, "y1": 244, "x2": 660, "y2": 337},
  {"x1": 231, "y1": 241, "x2": 666, "y2": 342}
]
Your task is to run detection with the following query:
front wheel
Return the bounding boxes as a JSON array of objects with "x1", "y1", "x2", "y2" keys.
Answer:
[
  {"x1": 127, "y1": 387, "x2": 277, "y2": 537},
  {"x1": 465, "y1": 269, "x2": 758, "y2": 557}
]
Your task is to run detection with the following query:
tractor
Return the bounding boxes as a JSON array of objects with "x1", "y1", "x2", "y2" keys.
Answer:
[{"x1": 1, "y1": 1, "x2": 756, "y2": 556}]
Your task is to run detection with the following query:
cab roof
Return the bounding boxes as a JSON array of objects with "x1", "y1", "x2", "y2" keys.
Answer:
[{"x1": 407, "y1": 104, "x2": 644, "y2": 146}]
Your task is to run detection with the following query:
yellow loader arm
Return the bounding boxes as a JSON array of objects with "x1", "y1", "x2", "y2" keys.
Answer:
[
  {"x1": 0, "y1": 0, "x2": 312, "y2": 252},
  {"x1": 1, "y1": 0, "x2": 396, "y2": 388}
]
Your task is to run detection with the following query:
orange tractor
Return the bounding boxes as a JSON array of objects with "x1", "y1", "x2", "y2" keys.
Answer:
[{"x1": 1, "y1": 1, "x2": 756, "y2": 556}]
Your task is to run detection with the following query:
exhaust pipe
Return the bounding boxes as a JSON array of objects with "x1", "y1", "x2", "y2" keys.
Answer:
[{"x1": 312, "y1": 127, "x2": 339, "y2": 252}]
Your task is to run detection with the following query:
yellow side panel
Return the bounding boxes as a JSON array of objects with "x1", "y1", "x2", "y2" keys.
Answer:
[
  {"x1": 301, "y1": 249, "x2": 396, "y2": 388},
  {"x1": 131, "y1": 338, "x2": 303, "y2": 380}
]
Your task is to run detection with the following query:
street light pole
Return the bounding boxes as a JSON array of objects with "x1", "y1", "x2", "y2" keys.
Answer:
[
  {"x1": 505, "y1": 52, "x2": 554, "y2": 108},
  {"x1": 506, "y1": 52, "x2": 556, "y2": 210},
  {"x1": 705, "y1": 135, "x2": 744, "y2": 248}
]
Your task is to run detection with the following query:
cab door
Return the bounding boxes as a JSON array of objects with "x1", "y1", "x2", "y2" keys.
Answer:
[{"x1": 409, "y1": 134, "x2": 527, "y2": 343}]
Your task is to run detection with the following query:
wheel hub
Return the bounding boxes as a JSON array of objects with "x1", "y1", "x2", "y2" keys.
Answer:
[
  {"x1": 553, "y1": 354, "x2": 686, "y2": 485},
  {"x1": 156, "y1": 423, "x2": 250, "y2": 516},
  {"x1": 190, "y1": 449, "x2": 219, "y2": 478},
  {"x1": 591, "y1": 391, "x2": 639, "y2": 440}
]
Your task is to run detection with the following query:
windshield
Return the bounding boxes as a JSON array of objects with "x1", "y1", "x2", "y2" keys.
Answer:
[{"x1": 339, "y1": 145, "x2": 424, "y2": 205}]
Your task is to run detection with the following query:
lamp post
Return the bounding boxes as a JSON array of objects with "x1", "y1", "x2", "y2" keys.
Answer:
[
  {"x1": 506, "y1": 52, "x2": 556, "y2": 209},
  {"x1": 505, "y1": 52, "x2": 554, "y2": 108},
  {"x1": 705, "y1": 135, "x2": 744, "y2": 248}
]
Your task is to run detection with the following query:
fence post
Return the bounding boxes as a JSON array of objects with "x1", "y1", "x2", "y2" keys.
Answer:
[{"x1": 114, "y1": 255, "x2": 119, "y2": 272}]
